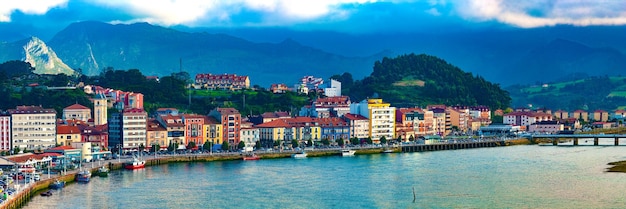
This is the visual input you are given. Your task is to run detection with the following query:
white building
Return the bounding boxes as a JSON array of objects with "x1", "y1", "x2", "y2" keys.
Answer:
[
  {"x1": 343, "y1": 113, "x2": 369, "y2": 139},
  {"x1": 528, "y1": 121, "x2": 564, "y2": 134},
  {"x1": 324, "y1": 79, "x2": 342, "y2": 97},
  {"x1": 109, "y1": 108, "x2": 147, "y2": 151},
  {"x1": 8, "y1": 106, "x2": 57, "y2": 150},
  {"x1": 504, "y1": 111, "x2": 553, "y2": 127},
  {"x1": 240, "y1": 127, "x2": 259, "y2": 150}
]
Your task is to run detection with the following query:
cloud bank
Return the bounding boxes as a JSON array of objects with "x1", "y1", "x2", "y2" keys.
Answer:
[{"x1": 2, "y1": 0, "x2": 626, "y2": 29}]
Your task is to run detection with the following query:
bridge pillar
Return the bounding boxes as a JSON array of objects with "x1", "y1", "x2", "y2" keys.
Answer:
[
  {"x1": 552, "y1": 138, "x2": 558, "y2": 146},
  {"x1": 573, "y1": 138, "x2": 578, "y2": 146},
  {"x1": 615, "y1": 137, "x2": 619, "y2": 146},
  {"x1": 594, "y1": 138, "x2": 599, "y2": 146}
]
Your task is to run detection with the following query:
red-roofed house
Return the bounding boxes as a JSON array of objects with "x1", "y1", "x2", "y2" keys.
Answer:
[
  {"x1": 614, "y1": 109, "x2": 626, "y2": 120},
  {"x1": 57, "y1": 125, "x2": 81, "y2": 146},
  {"x1": 195, "y1": 73, "x2": 250, "y2": 90},
  {"x1": 342, "y1": 113, "x2": 369, "y2": 139},
  {"x1": 554, "y1": 110, "x2": 568, "y2": 119},
  {"x1": 299, "y1": 96, "x2": 351, "y2": 118}
]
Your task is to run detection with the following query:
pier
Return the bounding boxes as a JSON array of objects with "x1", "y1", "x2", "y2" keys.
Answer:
[
  {"x1": 531, "y1": 134, "x2": 626, "y2": 146},
  {"x1": 402, "y1": 140, "x2": 505, "y2": 152}
]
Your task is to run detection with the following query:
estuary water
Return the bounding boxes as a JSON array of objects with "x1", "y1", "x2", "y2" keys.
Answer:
[{"x1": 24, "y1": 145, "x2": 626, "y2": 209}]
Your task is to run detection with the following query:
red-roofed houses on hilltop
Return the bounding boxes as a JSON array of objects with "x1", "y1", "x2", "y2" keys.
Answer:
[{"x1": 194, "y1": 73, "x2": 250, "y2": 90}]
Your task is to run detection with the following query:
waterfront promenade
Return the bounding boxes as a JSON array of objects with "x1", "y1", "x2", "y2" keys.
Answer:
[{"x1": 1, "y1": 138, "x2": 509, "y2": 209}]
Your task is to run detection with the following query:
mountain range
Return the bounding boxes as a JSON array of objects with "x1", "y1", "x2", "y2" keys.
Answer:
[{"x1": 1, "y1": 21, "x2": 626, "y2": 87}]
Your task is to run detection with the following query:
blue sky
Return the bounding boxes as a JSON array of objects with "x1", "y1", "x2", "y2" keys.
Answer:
[{"x1": 2, "y1": 0, "x2": 626, "y2": 40}]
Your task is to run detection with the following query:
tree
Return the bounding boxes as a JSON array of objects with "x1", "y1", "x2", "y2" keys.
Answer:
[
  {"x1": 167, "y1": 143, "x2": 175, "y2": 152},
  {"x1": 380, "y1": 136, "x2": 387, "y2": 145},
  {"x1": 321, "y1": 138, "x2": 330, "y2": 146},
  {"x1": 203, "y1": 140, "x2": 212, "y2": 151},
  {"x1": 350, "y1": 137, "x2": 360, "y2": 145},
  {"x1": 139, "y1": 143, "x2": 145, "y2": 152},
  {"x1": 151, "y1": 144, "x2": 161, "y2": 152},
  {"x1": 187, "y1": 141, "x2": 197, "y2": 150},
  {"x1": 336, "y1": 138, "x2": 345, "y2": 147},
  {"x1": 397, "y1": 136, "x2": 402, "y2": 143},
  {"x1": 222, "y1": 141, "x2": 230, "y2": 151},
  {"x1": 366, "y1": 137, "x2": 373, "y2": 144},
  {"x1": 273, "y1": 140, "x2": 280, "y2": 147},
  {"x1": 409, "y1": 135, "x2": 415, "y2": 142},
  {"x1": 291, "y1": 139, "x2": 299, "y2": 148},
  {"x1": 238, "y1": 141, "x2": 245, "y2": 149},
  {"x1": 307, "y1": 139, "x2": 313, "y2": 147}
]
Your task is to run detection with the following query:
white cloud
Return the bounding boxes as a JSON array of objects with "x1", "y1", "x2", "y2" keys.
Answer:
[
  {"x1": 452, "y1": 0, "x2": 626, "y2": 28},
  {"x1": 90, "y1": 0, "x2": 382, "y2": 26},
  {"x1": 0, "y1": 0, "x2": 67, "y2": 22}
]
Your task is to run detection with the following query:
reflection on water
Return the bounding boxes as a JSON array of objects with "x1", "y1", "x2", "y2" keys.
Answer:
[{"x1": 24, "y1": 146, "x2": 626, "y2": 209}]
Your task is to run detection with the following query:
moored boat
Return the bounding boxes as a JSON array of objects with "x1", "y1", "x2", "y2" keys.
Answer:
[
  {"x1": 341, "y1": 149, "x2": 356, "y2": 157},
  {"x1": 292, "y1": 151, "x2": 307, "y2": 159},
  {"x1": 76, "y1": 170, "x2": 91, "y2": 182},
  {"x1": 382, "y1": 149, "x2": 394, "y2": 153},
  {"x1": 243, "y1": 153, "x2": 260, "y2": 161},
  {"x1": 49, "y1": 180, "x2": 65, "y2": 189},
  {"x1": 124, "y1": 157, "x2": 146, "y2": 170},
  {"x1": 40, "y1": 190, "x2": 53, "y2": 197},
  {"x1": 96, "y1": 166, "x2": 109, "y2": 177}
]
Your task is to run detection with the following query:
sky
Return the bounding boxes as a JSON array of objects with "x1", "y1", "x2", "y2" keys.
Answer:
[{"x1": 2, "y1": 0, "x2": 626, "y2": 41}]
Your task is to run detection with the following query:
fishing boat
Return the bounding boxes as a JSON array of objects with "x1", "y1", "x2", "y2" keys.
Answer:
[
  {"x1": 341, "y1": 149, "x2": 356, "y2": 156},
  {"x1": 95, "y1": 166, "x2": 109, "y2": 177},
  {"x1": 124, "y1": 157, "x2": 146, "y2": 170},
  {"x1": 292, "y1": 151, "x2": 307, "y2": 159},
  {"x1": 76, "y1": 170, "x2": 91, "y2": 182},
  {"x1": 382, "y1": 149, "x2": 394, "y2": 153},
  {"x1": 49, "y1": 179, "x2": 65, "y2": 189},
  {"x1": 40, "y1": 190, "x2": 53, "y2": 197},
  {"x1": 243, "y1": 153, "x2": 260, "y2": 161}
]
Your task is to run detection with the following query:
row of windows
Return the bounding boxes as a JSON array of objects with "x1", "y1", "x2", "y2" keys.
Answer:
[
  {"x1": 13, "y1": 115, "x2": 55, "y2": 120},
  {"x1": 13, "y1": 133, "x2": 55, "y2": 137},
  {"x1": 13, "y1": 122, "x2": 55, "y2": 126},
  {"x1": 13, "y1": 127, "x2": 55, "y2": 131}
]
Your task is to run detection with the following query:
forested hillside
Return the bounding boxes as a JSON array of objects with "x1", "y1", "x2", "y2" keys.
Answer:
[{"x1": 334, "y1": 54, "x2": 511, "y2": 109}]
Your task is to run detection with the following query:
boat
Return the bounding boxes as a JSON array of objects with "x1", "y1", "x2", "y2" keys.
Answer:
[
  {"x1": 95, "y1": 166, "x2": 109, "y2": 177},
  {"x1": 40, "y1": 190, "x2": 53, "y2": 197},
  {"x1": 292, "y1": 151, "x2": 307, "y2": 159},
  {"x1": 341, "y1": 149, "x2": 356, "y2": 156},
  {"x1": 76, "y1": 170, "x2": 91, "y2": 183},
  {"x1": 382, "y1": 149, "x2": 394, "y2": 153},
  {"x1": 243, "y1": 153, "x2": 260, "y2": 161},
  {"x1": 124, "y1": 157, "x2": 146, "y2": 170},
  {"x1": 49, "y1": 180, "x2": 65, "y2": 189}
]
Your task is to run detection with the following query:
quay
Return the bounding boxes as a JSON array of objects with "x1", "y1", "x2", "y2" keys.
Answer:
[
  {"x1": 531, "y1": 134, "x2": 626, "y2": 146},
  {"x1": 1, "y1": 139, "x2": 512, "y2": 209}
]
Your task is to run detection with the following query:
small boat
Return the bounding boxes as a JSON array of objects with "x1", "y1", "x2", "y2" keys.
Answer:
[
  {"x1": 40, "y1": 190, "x2": 53, "y2": 197},
  {"x1": 124, "y1": 157, "x2": 146, "y2": 170},
  {"x1": 341, "y1": 149, "x2": 356, "y2": 157},
  {"x1": 243, "y1": 153, "x2": 260, "y2": 161},
  {"x1": 382, "y1": 149, "x2": 394, "y2": 153},
  {"x1": 96, "y1": 166, "x2": 109, "y2": 177},
  {"x1": 292, "y1": 151, "x2": 307, "y2": 159},
  {"x1": 49, "y1": 179, "x2": 65, "y2": 189},
  {"x1": 76, "y1": 170, "x2": 91, "y2": 182}
]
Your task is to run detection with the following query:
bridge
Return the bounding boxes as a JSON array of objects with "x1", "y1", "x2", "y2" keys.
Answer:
[{"x1": 531, "y1": 134, "x2": 626, "y2": 146}]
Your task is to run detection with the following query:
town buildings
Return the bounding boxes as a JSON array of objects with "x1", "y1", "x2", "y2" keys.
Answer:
[
  {"x1": 0, "y1": 113, "x2": 10, "y2": 151},
  {"x1": 108, "y1": 108, "x2": 147, "y2": 152}
]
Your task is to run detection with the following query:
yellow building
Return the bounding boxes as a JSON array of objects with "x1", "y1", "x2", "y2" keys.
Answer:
[
  {"x1": 56, "y1": 125, "x2": 81, "y2": 146},
  {"x1": 146, "y1": 119, "x2": 168, "y2": 150},
  {"x1": 257, "y1": 119, "x2": 288, "y2": 148},
  {"x1": 349, "y1": 99, "x2": 395, "y2": 143},
  {"x1": 203, "y1": 116, "x2": 223, "y2": 146}
]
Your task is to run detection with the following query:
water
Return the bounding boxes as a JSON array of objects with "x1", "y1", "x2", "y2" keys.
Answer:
[{"x1": 24, "y1": 146, "x2": 626, "y2": 208}]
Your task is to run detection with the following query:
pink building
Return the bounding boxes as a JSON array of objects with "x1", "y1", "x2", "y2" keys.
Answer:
[{"x1": 0, "y1": 113, "x2": 10, "y2": 151}]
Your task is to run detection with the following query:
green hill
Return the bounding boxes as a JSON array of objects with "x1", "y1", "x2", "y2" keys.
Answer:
[
  {"x1": 337, "y1": 53, "x2": 511, "y2": 109},
  {"x1": 507, "y1": 76, "x2": 626, "y2": 111}
]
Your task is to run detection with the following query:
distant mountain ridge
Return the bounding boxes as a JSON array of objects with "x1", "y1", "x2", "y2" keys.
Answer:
[
  {"x1": 45, "y1": 21, "x2": 387, "y2": 86},
  {"x1": 507, "y1": 38, "x2": 626, "y2": 84}
]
